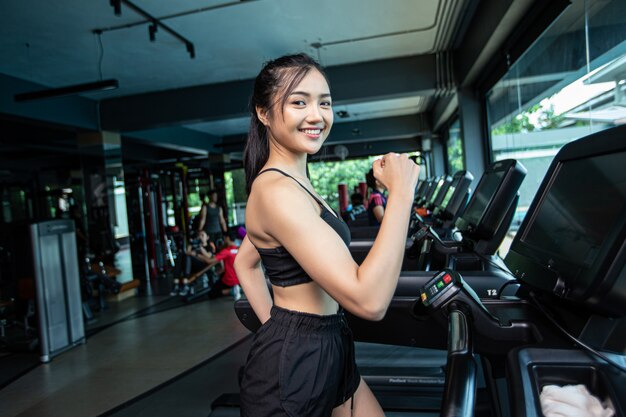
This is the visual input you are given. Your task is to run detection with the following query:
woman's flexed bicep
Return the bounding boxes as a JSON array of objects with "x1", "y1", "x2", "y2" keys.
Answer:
[{"x1": 234, "y1": 235, "x2": 272, "y2": 323}]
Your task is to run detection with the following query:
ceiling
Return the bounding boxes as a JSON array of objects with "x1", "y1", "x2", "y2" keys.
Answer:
[{"x1": 0, "y1": 0, "x2": 534, "y2": 162}]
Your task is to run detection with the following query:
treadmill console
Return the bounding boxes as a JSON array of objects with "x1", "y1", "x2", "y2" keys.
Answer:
[
  {"x1": 418, "y1": 269, "x2": 537, "y2": 350},
  {"x1": 420, "y1": 270, "x2": 487, "y2": 317},
  {"x1": 455, "y1": 159, "x2": 526, "y2": 242},
  {"x1": 506, "y1": 124, "x2": 626, "y2": 316}
]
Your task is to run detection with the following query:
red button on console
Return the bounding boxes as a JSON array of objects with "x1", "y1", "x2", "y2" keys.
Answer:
[{"x1": 443, "y1": 274, "x2": 452, "y2": 284}]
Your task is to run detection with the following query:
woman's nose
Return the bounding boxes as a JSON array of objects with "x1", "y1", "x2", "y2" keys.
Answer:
[{"x1": 306, "y1": 105, "x2": 323, "y2": 122}]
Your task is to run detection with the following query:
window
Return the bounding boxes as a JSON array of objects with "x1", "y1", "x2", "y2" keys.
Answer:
[
  {"x1": 446, "y1": 118, "x2": 465, "y2": 173},
  {"x1": 487, "y1": 0, "x2": 626, "y2": 240},
  {"x1": 225, "y1": 168, "x2": 247, "y2": 226}
]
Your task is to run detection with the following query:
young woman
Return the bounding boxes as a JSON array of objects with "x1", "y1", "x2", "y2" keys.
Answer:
[{"x1": 234, "y1": 54, "x2": 419, "y2": 417}]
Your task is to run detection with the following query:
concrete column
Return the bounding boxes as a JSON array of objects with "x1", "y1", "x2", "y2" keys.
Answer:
[{"x1": 457, "y1": 89, "x2": 488, "y2": 189}]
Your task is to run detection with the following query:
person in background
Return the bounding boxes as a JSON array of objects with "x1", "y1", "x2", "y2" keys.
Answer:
[
  {"x1": 204, "y1": 231, "x2": 241, "y2": 300},
  {"x1": 342, "y1": 192, "x2": 366, "y2": 223},
  {"x1": 198, "y1": 190, "x2": 228, "y2": 245},
  {"x1": 171, "y1": 230, "x2": 215, "y2": 296},
  {"x1": 366, "y1": 168, "x2": 387, "y2": 226}
]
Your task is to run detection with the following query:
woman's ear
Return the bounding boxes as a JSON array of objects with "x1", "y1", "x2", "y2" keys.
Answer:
[{"x1": 256, "y1": 106, "x2": 269, "y2": 127}]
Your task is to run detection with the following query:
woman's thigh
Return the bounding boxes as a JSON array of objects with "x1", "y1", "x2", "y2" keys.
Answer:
[{"x1": 332, "y1": 377, "x2": 385, "y2": 417}]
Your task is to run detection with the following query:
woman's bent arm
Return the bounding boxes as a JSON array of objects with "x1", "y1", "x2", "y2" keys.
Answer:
[
  {"x1": 253, "y1": 153, "x2": 419, "y2": 321},
  {"x1": 234, "y1": 235, "x2": 273, "y2": 324}
]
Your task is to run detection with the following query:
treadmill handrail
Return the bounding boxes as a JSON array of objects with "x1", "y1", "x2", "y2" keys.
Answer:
[{"x1": 441, "y1": 308, "x2": 476, "y2": 417}]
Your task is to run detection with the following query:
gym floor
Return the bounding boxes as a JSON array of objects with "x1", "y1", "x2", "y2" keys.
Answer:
[{"x1": 0, "y1": 295, "x2": 250, "y2": 417}]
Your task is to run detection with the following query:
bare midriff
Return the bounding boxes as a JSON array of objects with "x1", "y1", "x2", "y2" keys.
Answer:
[{"x1": 272, "y1": 282, "x2": 339, "y2": 315}]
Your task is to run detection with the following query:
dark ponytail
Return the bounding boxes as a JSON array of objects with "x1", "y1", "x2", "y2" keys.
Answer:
[{"x1": 244, "y1": 53, "x2": 328, "y2": 194}]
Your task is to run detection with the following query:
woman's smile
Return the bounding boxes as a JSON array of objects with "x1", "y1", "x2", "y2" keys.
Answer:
[{"x1": 299, "y1": 127, "x2": 324, "y2": 139}]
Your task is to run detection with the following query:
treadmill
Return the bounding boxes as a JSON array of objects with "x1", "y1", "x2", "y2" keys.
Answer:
[
  {"x1": 216, "y1": 126, "x2": 626, "y2": 416},
  {"x1": 228, "y1": 167, "x2": 524, "y2": 414},
  {"x1": 350, "y1": 172, "x2": 471, "y2": 260},
  {"x1": 351, "y1": 160, "x2": 526, "y2": 274},
  {"x1": 431, "y1": 171, "x2": 473, "y2": 230},
  {"x1": 408, "y1": 170, "x2": 474, "y2": 235},
  {"x1": 350, "y1": 176, "x2": 446, "y2": 240},
  {"x1": 405, "y1": 159, "x2": 527, "y2": 272}
]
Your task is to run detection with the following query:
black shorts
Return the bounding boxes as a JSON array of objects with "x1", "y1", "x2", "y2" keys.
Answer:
[{"x1": 240, "y1": 305, "x2": 361, "y2": 417}]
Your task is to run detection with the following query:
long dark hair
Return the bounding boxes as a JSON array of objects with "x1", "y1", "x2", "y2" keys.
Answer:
[
  {"x1": 365, "y1": 168, "x2": 377, "y2": 190},
  {"x1": 244, "y1": 53, "x2": 328, "y2": 194}
]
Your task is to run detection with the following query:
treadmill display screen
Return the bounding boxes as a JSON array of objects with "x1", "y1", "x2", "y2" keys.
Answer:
[
  {"x1": 522, "y1": 151, "x2": 626, "y2": 267},
  {"x1": 441, "y1": 183, "x2": 457, "y2": 210},
  {"x1": 463, "y1": 171, "x2": 505, "y2": 226},
  {"x1": 429, "y1": 179, "x2": 445, "y2": 204}
]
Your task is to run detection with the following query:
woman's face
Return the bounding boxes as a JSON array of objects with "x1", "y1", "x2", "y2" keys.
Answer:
[{"x1": 262, "y1": 69, "x2": 333, "y2": 155}]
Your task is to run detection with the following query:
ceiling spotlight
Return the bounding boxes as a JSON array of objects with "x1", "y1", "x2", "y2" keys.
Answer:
[
  {"x1": 336, "y1": 110, "x2": 350, "y2": 118},
  {"x1": 110, "y1": 0, "x2": 122, "y2": 16},
  {"x1": 149, "y1": 23, "x2": 158, "y2": 41},
  {"x1": 14, "y1": 79, "x2": 119, "y2": 102},
  {"x1": 186, "y1": 42, "x2": 196, "y2": 59}
]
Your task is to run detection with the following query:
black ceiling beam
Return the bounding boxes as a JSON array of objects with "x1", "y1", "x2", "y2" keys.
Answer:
[
  {"x1": 123, "y1": 126, "x2": 220, "y2": 155},
  {"x1": 218, "y1": 114, "x2": 429, "y2": 153},
  {"x1": 326, "y1": 114, "x2": 429, "y2": 145},
  {"x1": 309, "y1": 138, "x2": 421, "y2": 162},
  {"x1": 99, "y1": 54, "x2": 438, "y2": 132}
]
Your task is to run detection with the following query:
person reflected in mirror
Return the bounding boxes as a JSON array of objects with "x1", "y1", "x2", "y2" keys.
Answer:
[
  {"x1": 198, "y1": 190, "x2": 228, "y2": 245},
  {"x1": 171, "y1": 230, "x2": 216, "y2": 296}
]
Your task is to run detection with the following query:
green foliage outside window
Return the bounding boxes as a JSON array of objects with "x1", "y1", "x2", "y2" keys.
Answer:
[
  {"x1": 447, "y1": 138, "x2": 465, "y2": 173},
  {"x1": 492, "y1": 102, "x2": 566, "y2": 135},
  {"x1": 224, "y1": 153, "x2": 420, "y2": 214},
  {"x1": 447, "y1": 119, "x2": 465, "y2": 173},
  {"x1": 225, "y1": 171, "x2": 234, "y2": 212},
  {"x1": 308, "y1": 156, "x2": 380, "y2": 212}
]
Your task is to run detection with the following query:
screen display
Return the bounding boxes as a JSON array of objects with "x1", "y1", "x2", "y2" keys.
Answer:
[
  {"x1": 429, "y1": 179, "x2": 445, "y2": 204},
  {"x1": 416, "y1": 181, "x2": 428, "y2": 198},
  {"x1": 522, "y1": 151, "x2": 626, "y2": 267},
  {"x1": 462, "y1": 171, "x2": 505, "y2": 226},
  {"x1": 441, "y1": 179, "x2": 458, "y2": 209}
]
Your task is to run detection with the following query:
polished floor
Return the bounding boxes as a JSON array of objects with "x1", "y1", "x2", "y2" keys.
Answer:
[{"x1": 0, "y1": 294, "x2": 250, "y2": 417}]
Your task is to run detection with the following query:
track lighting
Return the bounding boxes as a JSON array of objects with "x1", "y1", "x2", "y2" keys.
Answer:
[
  {"x1": 106, "y1": 0, "x2": 196, "y2": 59},
  {"x1": 149, "y1": 23, "x2": 157, "y2": 42},
  {"x1": 110, "y1": 0, "x2": 121, "y2": 16}
]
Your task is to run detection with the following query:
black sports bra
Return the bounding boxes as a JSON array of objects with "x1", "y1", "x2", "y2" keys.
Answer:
[{"x1": 254, "y1": 168, "x2": 351, "y2": 287}]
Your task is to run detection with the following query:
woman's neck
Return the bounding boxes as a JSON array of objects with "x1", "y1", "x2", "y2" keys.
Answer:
[{"x1": 265, "y1": 150, "x2": 308, "y2": 179}]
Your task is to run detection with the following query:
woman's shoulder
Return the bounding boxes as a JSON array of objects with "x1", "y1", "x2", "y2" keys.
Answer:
[
  {"x1": 252, "y1": 172, "x2": 301, "y2": 200},
  {"x1": 250, "y1": 172, "x2": 316, "y2": 214},
  {"x1": 368, "y1": 192, "x2": 384, "y2": 206}
]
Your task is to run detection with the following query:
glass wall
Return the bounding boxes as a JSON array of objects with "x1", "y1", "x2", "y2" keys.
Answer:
[
  {"x1": 225, "y1": 168, "x2": 247, "y2": 226},
  {"x1": 446, "y1": 118, "x2": 465, "y2": 173},
  {"x1": 487, "y1": 0, "x2": 626, "y2": 240}
]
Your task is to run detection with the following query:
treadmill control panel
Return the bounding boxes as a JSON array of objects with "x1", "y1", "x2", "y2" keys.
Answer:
[{"x1": 420, "y1": 269, "x2": 462, "y2": 309}]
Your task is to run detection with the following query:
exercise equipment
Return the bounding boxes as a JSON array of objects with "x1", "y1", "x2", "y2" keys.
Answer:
[{"x1": 220, "y1": 126, "x2": 626, "y2": 416}]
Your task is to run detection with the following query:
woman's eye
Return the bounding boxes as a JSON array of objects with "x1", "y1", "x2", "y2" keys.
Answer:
[
  {"x1": 321, "y1": 101, "x2": 332, "y2": 107},
  {"x1": 292, "y1": 100, "x2": 306, "y2": 106}
]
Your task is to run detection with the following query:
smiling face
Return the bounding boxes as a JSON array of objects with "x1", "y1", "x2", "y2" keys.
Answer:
[{"x1": 259, "y1": 68, "x2": 333, "y2": 155}]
